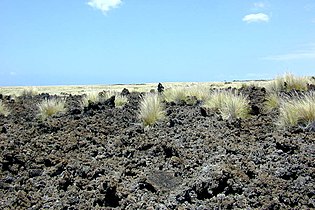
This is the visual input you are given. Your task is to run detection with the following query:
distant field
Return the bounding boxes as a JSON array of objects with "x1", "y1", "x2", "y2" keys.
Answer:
[{"x1": 0, "y1": 80, "x2": 270, "y2": 96}]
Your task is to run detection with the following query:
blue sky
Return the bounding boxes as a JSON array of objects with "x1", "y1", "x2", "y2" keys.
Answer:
[{"x1": 0, "y1": 0, "x2": 315, "y2": 86}]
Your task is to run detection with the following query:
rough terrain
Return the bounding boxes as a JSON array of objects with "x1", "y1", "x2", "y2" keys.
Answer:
[{"x1": 0, "y1": 86, "x2": 314, "y2": 209}]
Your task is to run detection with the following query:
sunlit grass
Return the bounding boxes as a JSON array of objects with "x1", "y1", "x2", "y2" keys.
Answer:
[
  {"x1": 220, "y1": 93, "x2": 250, "y2": 120},
  {"x1": 263, "y1": 92, "x2": 280, "y2": 113},
  {"x1": 37, "y1": 98, "x2": 67, "y2": 120},
  {"x1": 139, "y1": 93, "x2": 165, "y2": 126},
  {"x1": 21, "y1": 87, "x2": 39, "y2": 97},
  {"x1": 278, "y1": 92, "x2": 315, "y2": 128},
  {"x1": 186, "y1": 85, "x2": 210, "y2": 102},
  {"x1": 114, "y1": 94, "x2": 128, "y2": 108},
  {"x1": 81, "y1": 91, "x2": 100, "y2": 107},
  {"x1": 203, "y1": 90, "x2": 250, "y2": 119},
  {"x1": 163, "y1": 87, "x2": 187, "y2": 104},
  {"x1": 203, "y1": 90, "x2": 230, "y2": 111},
  {"x1": 0, "y1": 101, "x2": 10, "y2": 117},
  {"x1": 267, "y1": 73, "x2": 310, "y2": 93}
]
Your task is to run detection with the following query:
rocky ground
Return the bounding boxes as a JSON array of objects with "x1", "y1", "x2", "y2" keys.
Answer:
[{"x1": 0, "y1": 86, "x2": 314, "y2": 209}]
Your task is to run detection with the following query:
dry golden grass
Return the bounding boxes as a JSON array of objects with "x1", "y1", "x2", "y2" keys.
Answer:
[
  {"x1": 37, "y1": 98, "x2": 67, "y2": 120},
  {"x1": 163, "y1": 87, "x2": 187, "y2": 104},
  {"x1": 139, "y1": 93, "x2": 165, "y2": 126},
  {"x1": 263, "y1": 92, "x2": 281, "y2": 113},
  {"x1": 21, "y1": 87, "x2": 39, "y2": 97},
  {"x1": 203, "y1": 90, "x2": 250, "y2": 119},
  {"x1": 278, "y1": 92, "x2": 315, "y2": 128},
  {"x1": 114, "y1": 94, "x2": 128, "y2": 108},
  {"x1": 203, "y1": 90, "x2": 229, "y2": 111},
  {"x1": 81, "y1": 91, "x2": 100, "y2": 107},
  {"x1": 0, "y1": 101, "x2": 10, "y2": 117},
  {"x1": 267, "y1": 73, "x2": 310, "y2": 93}
]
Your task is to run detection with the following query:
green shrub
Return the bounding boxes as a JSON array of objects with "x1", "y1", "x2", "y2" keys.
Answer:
[
  {"x1": 0, "y1": 101, "x2": 10, "y2": 117},
  {"x1": 37, "y1": 98, "x2": 66, "y2": 120},
  {"x1": 203, "y1": 90, "x2": 250, "y2": 120},
  {"x1": 278, "y1": 92, "x2": 315, "y2": 128},
  {"x1": 139, "y1": 93, "x2": 165, "y2": 126}
]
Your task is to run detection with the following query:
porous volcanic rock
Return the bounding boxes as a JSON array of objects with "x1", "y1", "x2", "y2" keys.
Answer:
[{"x1": 0, "y1": 88, "x2": 314, "y2": 209}]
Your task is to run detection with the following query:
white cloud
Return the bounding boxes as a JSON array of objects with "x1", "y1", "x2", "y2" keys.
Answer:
[
  {"x1": 254, "y1": 2, "x2": 265, "y2": 9},
  {"x1": 242, "y1": 13, "x2": 269, "y2": 23},
  {"x1": 87, "y1": 0, "x2": 122, "y2": 14},
  {"x1": 262, "y1": 45, "x2": 315, "y2": 61}
]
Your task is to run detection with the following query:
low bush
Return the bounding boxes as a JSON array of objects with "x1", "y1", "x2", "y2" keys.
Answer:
[
  {"x1": 0, "y1": 101, "x2": 10, "y2": 117},
  {"x1": 37, "y1": 98, "x2": 67, "y2": 120},
  {"x1": 139, "y1": 93, "x2": 165, "y2": 126},
  {"x1": 278, "y1": 92, "x2": 315, "y2": 128}
]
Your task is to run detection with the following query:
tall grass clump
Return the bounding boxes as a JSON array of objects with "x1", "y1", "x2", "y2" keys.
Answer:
[
  {"x1": 203, "y1": 90, "x2": 250, "y2": 120},
  {"x1": 81, "y1": 91, "x2": 101, "y2": 107},
  {"x1": 37, "y1": 98, "x2": 67, "y2": 120},
  {"x1": 163, "y1": 87, "x2": 187, "y2": 104},
  {"x1": 267, "y1": 73, "x2": 310, "y2": 93},
  {"x1": 186, "y1": 85, "x2": 210, "y2": 102},
  {"x1": 278, "y1": 92, "x2": 315, "y2": 128},
  {"x1": 0, "y1": 101, "x2": 10, "y2": 117},
  {"x1": 139, "y1": 93, "x2": 165, "y2": 126},
  {"x1": 114, "y1": 94, "x2": 128, "y2": 108},
  {"x1": 203, "y1": 90, "x2": 230, "y2": 111},
  {"x1": 264, "y1": 92, "x2": 281, "y2": 113},
  {"x1": 21, "y1": 87, "x2": 38, "y2": 97}
]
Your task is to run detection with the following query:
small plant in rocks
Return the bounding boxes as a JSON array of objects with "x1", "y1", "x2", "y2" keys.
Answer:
[
  {"x1": 139, "y1": 93, "x2": 165, "y2": 126},
  {"x1": 203, "y1": 90, "x2": 250, "y2": 120},
  {"x1": 278, "y1": 92, "x2": 315, "y2": 128},
  {"x1": 267, "y1": 73, "x2": 311, "y2": 93},
  {"x1": 81, "y1": 91, "x2": 101, "y2": 108},
  {"x1": 114, "y1": 94, "x2": 128, "y2": 108},
  {"x1": 37, "y1": 98, "x2": 67, "y2": 120},
  {"x1": 264, "y1": 92, "x2": 281, "y2": 113},
  {"x1": 0, "y1": 100, "x2": 10, "y2": 117}
]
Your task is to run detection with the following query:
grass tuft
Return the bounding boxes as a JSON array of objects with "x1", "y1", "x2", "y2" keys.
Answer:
[
  {"x1": 139, "y1": 93, "x2": 165, "y2": 126},
  {"x1": 203, "y1": 90, "x2": 229, "y2": 111},
  {"x1": 81, "y1": 91, "x2": 101, "y2": 107},
  {"x1": 163, "y1": 87, "x2": 187, "y2": 104},
  {"x1": 203, "y1": 90, "x2": 250, "y2": 120},
  {"x1": 267, "y1": 73, "x2": 310, "y2": 93},
  {"x1": 114, "y1": 94, "x2": 128, "y2": 108},
  {"x1": 264, "y1": 92, "x2": 281, "y2": 113},
  {"x1": 0, "y1": 101, "x2": 10, "y2": 117},
  {"x1": 278, "y1": 92, "x2": 315, "y2": 128},
  {"x1": 21, "y1": 87, "x2": 38, "y2": 97},
  {"x1": 37, "y1": 98, "x2": 67, "y2": 120}
]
